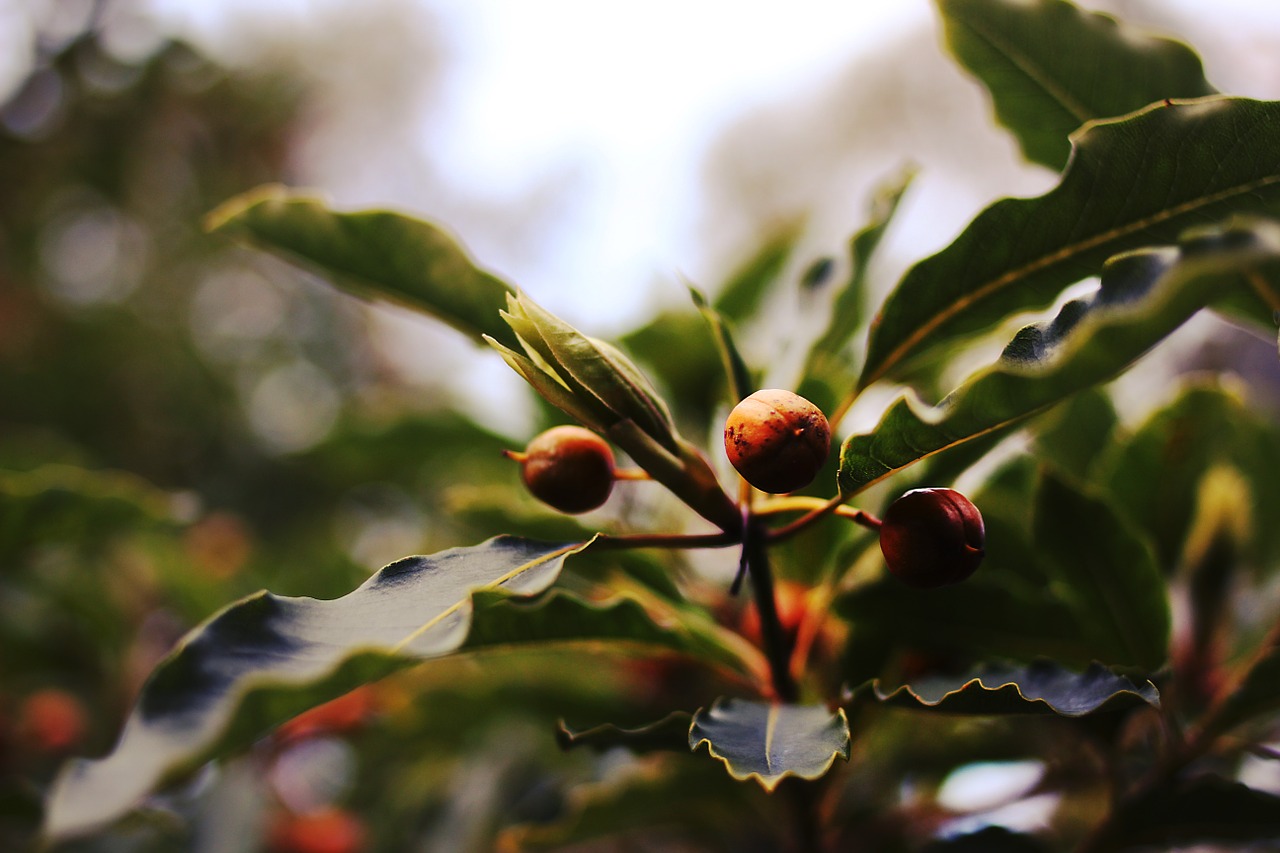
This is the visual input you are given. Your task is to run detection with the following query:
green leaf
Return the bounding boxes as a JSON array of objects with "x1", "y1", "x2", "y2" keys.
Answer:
[
  {"x1": 499, "y1": 292, "x2": 678, "y2": 451},
  {"x1": 1110, "y1": 776, "x2": 1280, "y2": 849},
  {"x1": 205, "y1": 185, "x2": 518, "y2": 349},
  {"x1": 937, "y1": 0, "x2": 1214, "y2": 170},
  {"x1": 1102, "y1": 380, "x2": 1280, "y2": 571},
  {"x1": 1033, "y1": 471, "x2": 1169, "y2": 671},
  {"x1": 465, "y1": 590, "x2": 763, "y2": 681},
  {"x1": 43, "y1": 536, "x2": 591, "y2": 841},
  {"x1": 859, "y1": 98, "x2": 1280, "y2": 387},
  {"x1": 557, "y1": 711, "x2": 694, "y2": 754},
  {"x1": 714, "y1": 224, "x2": 801, "y2": 322},
  {"x1": 688, "y1": 698, "x2": 851, "y2": 791},
  {"x1": 839, "y1": 218, "x2": 1280, "y2": 496},
  {"x1": 690, "y1": 287, "x2": 754, "y2": 404},
  {"x1": 1031, "y1": 386, "x2": 1118, "y2": 478},
  {"x1": 799, "y1": 168, "x2": 914, "y2": 416},
  {"x1": 858, "y1": 660, "x2": 1159, "y2": 716}
]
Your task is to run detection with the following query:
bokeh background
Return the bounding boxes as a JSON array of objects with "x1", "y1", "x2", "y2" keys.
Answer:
[{"x1": 3, "y1": 1, "x2": 1280, "y2": 851}]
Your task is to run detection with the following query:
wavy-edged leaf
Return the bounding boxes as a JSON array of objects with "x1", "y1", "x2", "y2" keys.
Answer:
[
  {"x1": 938, "y1": 0, "x2": 1214, "y2": 171},
  {"x1": 858, "y1": 660, "x2": 1158, "y2": 716},
  {"x1": 557, "y1": 711, "x2": 693, "y2": 754},
  {"x1": 1031, "y1": 386, "x2": 1118, "y2": 478},
  {"x1": 859, "y1": 98, "x2": 1280, "y2": 387},
  {"x1": 800, "y1": 168, "x2": 914, "y2": 416},
  {"x1": 840, "y1": 218, "x2": 1280, "y2": 496},
  {"x1": 205, "y1": 185, "x2": 518, "y2": 349},
  {"x1": 688, "y1": 698, "x2": 851, "y2": 791},
  {"x1": 43, "y1": 536, "x2": 590, "y2": 841}
]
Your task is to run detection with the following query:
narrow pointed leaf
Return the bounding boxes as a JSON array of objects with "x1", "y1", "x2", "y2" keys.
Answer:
[
  {"x1": 860, "y1": 98, "x2": 1280, "y2": 387},
  {"x1": 43, "y1": 536, "x2": 590, "y2": 841},
  {"x1": 690, "y1": 287, "x2": 753, "y2": 404},
  {"x1": 840, "y1": 218, "x2": 1280, "y2": 496},
  {"x1": 557, "y1": 711, "x2": 694, "y2": 754},
  {"x1": 205, "y1": 185, "x2": 517, "y2": 348},
  {"x1": 1205, "y1": 637, "x2": 1280, "y2": 737},
  {"x1": 938, "y1": 0, "x2": 1214, "y2": 170},
  {"x1": 800, "y1": 168, "x2": 913, "y2": 415},
  {"x1": 688, "y1": 698, "x2": 851, "y2": 791},
  {"x1": 859, "y1": 660, "x2": 1159, "y2": 716},
  {"x1": 1034, "y1": 471, "x2": 1169, "y2": 671}
]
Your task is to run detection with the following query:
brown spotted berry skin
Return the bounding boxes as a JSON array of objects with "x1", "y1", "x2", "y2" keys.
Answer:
[
  {"x1": 520, "y1": 426, "x2": 615, "y2": 514},
  {"x1": 724, "y1": 389, "x2": 831, "y2": 494},
  {"x1": 879, "y1": 488, "x2": 985, "y2": 589}
]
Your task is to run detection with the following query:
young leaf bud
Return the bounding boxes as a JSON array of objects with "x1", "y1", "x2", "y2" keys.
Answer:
[
  {"x1": 512, "y1": 425, "x2": 616, "y2": 514},
  {"x1": 724, "y1": 389, "x2": 831, "y2": 494},
  {"x1": 879, "y1": 488, "x2": 985, "y2": 588}
]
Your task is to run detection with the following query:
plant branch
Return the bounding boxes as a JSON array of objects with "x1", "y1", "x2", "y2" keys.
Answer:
[
  {"x1": 743, "y1": 517, "x2": 798, "y2": 702},
  {"x1": 590, "y1": 530, "x2": 741, "y2": 552}
]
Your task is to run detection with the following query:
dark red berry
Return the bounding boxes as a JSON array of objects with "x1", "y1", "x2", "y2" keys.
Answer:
[{"x1": 879, "y1": 488, "x2": 985, "y2": 589}]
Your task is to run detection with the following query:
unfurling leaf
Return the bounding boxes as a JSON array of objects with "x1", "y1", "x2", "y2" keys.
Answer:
[{"x1": 688, "y1": 698, "x2": 851, "y2": 791}]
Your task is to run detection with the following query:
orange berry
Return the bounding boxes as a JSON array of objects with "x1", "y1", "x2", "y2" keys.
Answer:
[
  {"x1": 514, "y1": 426, "x2": 615, "y2": 514},
  {"x1": 724, "y1": 390, "x2": 831, "y2": 494}
]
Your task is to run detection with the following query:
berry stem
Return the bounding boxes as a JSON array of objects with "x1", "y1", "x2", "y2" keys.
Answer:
[
  {"x1": 764, "y1": 496, "x2": 882, "y2": 544},
  {"x1": 591, "y1": 530, "x2": 740, "y2": 551}
]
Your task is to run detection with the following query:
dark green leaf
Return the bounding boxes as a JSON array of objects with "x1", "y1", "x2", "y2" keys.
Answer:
[
  {"x1": 859, "y1": 98, "x2": 1280, "y2": 387},
  {"x1": 688, "y1": 698, "x2": 851, "y2": 791},
  {"x1": 858, "y1": 660, "x2": 1159, "y2": 716},
  {"x1": 840, "y1": 218, "x2": 1280, "y2": 496},
  {"x1": 557, "y1": 711, "x2": 694, "y2": 754},
  {"x1": 1111, "y1": 776, "x2": 1280, "y2": 849},
  {"x1": 1031, "y1": 387, "x2": 1118, "y2": 478},
  {"x1": 937, "y1": 0, "x2": 1214, "y2": 170},
  {"x1": 43, "y1": 536, "x2": 591, "y2": 841},
  {"x1": 465, "y1": 589, "x2": 763, "y2": 681},
  {"x1": 1102, "y1": 380, "x2": 1280, "y2": 571},
  {"x1": 1033, "y1": 471, "x2": 1169, "y2": 671},
  {"x1": 205, "y1": 185, "x2": 518, "y2": 349}
]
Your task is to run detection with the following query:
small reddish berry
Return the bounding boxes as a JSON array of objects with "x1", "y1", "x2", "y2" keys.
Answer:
[
  {"x1": 724, "y1": 390, "x2": 831, "y2": 494},
  {"x1": 17, "y1": 688, "x2": 88, "y2": 754},
  {"x1": 879, "y1": 488, "x2": 985, "y2": 589},
  {"x1": 268, "y1": 808, "x2": 366, "y2": 853},
  {"x1": 513, "y1": 425, "x2": 616, "y2": 514}
]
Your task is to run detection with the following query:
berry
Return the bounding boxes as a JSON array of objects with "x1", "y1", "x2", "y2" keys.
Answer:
[
  {"x1": 723, "y1": 390, "x2": 831, "y2": 494},
  {"x1": 513, "y1": 426, "x2": 616, "y2": 514},
  {"x1": 268, "y1": 808, "x2": 366, "y2": 853},
  {"x1": 878, "y1": 488, "x2": 985, "y2": 589},
  {"x1": 17, "y1": 688, "x2": 87, "y2": 754}
]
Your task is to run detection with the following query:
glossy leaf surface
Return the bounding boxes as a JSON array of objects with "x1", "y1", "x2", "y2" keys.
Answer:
[
  {"x1": 860, "y1": 660, "x2": 1159, "y2": 716},
  {"x1": 840, "y1": 218, "x2": 1280, "y2": 496},
  {"x1": 938, "y1": 0, "x2": 1214, "y2": 170},
  {"x1": 1034, "y1": 471, "x2": 1169, "y2": 671},
  {"x1": 859, "y1": 98, "x2": 1280, "y2": 387},
  {"x1": 206, "y1": 185, "x2": 518, "y2": 348},
  {"x1": 688, "y1": 698, "x2": 851, "y2": 791},
  {"x1": 45, "y1": 536, "x2": 591, "y2": 840}
]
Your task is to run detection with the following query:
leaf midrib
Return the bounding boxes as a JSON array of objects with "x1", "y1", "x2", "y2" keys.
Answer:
[
  {"x1": 951, "y1": 4, "x2": 1092, "y2": 123},
  {"x1": 863, "y1": 171, "x2": 1280, "y2": 387}
]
